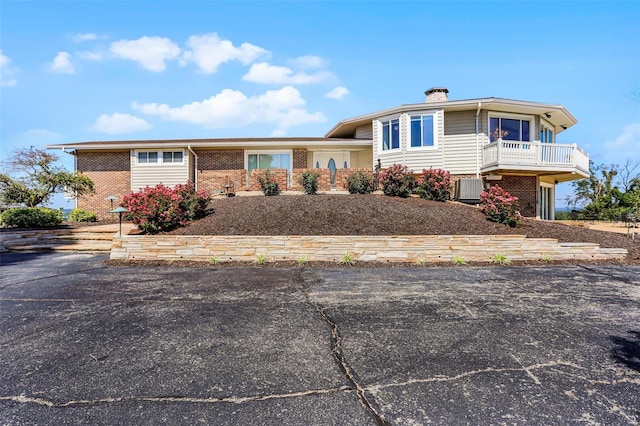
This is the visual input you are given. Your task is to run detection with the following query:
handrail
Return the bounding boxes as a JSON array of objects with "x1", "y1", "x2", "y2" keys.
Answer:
[{"x1": 482, "y1": 140, "x2": 589, "y2": 172}]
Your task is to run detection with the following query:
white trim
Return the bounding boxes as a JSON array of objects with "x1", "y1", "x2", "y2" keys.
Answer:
[
  {"x1": 407, "y1": 112, "x2": 438, "y2": 151},
  {"x1": 244, "y1": 149, "x2": 293, "y2": 171},
  {"x1": 488, "y1": 111, "x2": 535, "y2": 142},
  {"x1": 377, "y1": 116, "x2": 402, "y2": 153},
  {"x1": 134, "y1": 149, "x2": 186, "y2": 166}
]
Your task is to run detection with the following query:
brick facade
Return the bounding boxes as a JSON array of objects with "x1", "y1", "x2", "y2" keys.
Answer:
[
  {"x1": 292, "y1": 149, "x2": 307, "y2": 169},
  {"x1": 336, "y1": 168, "x2": 374, "y2": 191},
  {"x1": 198, "y1": 170, "x2": 247, "y2": 194},
  {"x1": 196, "y1": 150, "x2": 244, "y2": 171},
  {"x1": 487, "y1": 175, "x2": 537, "y2": 217},
  {"x1": 290, "y1": 169, "x2": 332, "y2": 192},
  {"x1": 248, "y1": 169, "x2": 288, "y2": 192},
  {"x1": 76, "y1": 151, "x2": 131, "y2": 221}
]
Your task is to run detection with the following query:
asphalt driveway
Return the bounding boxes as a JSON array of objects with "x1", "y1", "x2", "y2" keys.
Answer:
[{"x1": 1, "y1": 253, "x2": 638, "y2": 425}]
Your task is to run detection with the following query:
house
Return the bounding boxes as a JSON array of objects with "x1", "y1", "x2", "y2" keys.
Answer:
[{"x1": 48, "y1": 87, "x2": 589, "y2": 220}]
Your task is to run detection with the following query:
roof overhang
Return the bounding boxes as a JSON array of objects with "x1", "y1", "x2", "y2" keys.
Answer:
[
  {"x1": 47, "y1": 137, "x2": 372, "y2": 151},
  {"x1": 325, "y1": 97, "x2": 578, "y2": 138}
]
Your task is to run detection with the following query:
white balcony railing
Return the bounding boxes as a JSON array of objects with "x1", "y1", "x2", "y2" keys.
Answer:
[{"x1": 482, "y1": 140, "x2": 589, "y2": 174}]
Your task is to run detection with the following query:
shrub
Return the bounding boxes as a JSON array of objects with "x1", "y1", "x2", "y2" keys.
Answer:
[
  {"x1": 415, "y1": 168, "x2": 451, "y2": 202},
  {"x1": 256, "y1": 170, "x2": 281, "y2": 196},
  {"x1": 480, "y1": 185, "x2": 521, "y2": 227},
  {"x1": 122, "y1": 182, "x2": 210, "y2": 234},
  {"x1": 68, "y1": 208, "x2": 97, "y2": 222},
  {"x1": 298, "y1": 171, "x2": 321, "y2": 195},
  {"x1": 0, "y1": 207, "x2": 62, "y2": 228},
  {"x1": 346, "y1": 171, "x2": 374, "y2": 194},
  {"x1": 379, "y1": 164, "x2": 415, "y2": 198}
]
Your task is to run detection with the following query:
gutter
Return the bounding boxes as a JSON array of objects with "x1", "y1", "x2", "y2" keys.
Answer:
[
  {"x1": 475, "y1": 102, "x2": 482, "y2": 178},
  {"x1": 187, "y1": 145, "x2": 198, "y2": 190}
]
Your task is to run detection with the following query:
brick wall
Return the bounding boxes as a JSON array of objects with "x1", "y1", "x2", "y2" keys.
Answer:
[
  {"x1": 198, "y1": 170, "x2": 247, "y2": 194},
  {"x1": 293, "y1": 149, "x2": 307, "y2": 169},
  {"x1": 196, "y1": 150, "x2": 244, "y2": 170},
  {"x1": 487, "y1": 175, "x2": 537, "y2": 217},
  {"x1": 248, "y1": 169, "x2": 288, "y2": 192},
  {"x1": 76, "y1": 152, "x2": 131, "y2": 221},
  {"x1": 290, "y1": 169, "x2": 331, "y2": 191},
  {"x1": 336, "y1": 168, "x2": 374, "y2": 191}
]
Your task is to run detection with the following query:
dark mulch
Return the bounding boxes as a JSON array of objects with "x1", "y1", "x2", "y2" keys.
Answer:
[{"x1": 167, "y1": 194, "x2": 639, "y2": 264}]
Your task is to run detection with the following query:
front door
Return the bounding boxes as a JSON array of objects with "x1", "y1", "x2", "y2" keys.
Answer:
[{"x1": 312, "y1": 152, "x2": 350, "y2": 189}]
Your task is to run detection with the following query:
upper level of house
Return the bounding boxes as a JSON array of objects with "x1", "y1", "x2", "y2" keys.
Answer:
[{"x1": 325, "y1": 87, "x2": 589, "y2": 182}]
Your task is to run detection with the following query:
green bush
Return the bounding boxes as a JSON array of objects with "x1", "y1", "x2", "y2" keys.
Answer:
[
  {"x1": 379, "y1": 164, "x2": 415, "y2": 198},
  {"x1": 0, "y1": 207, "x2": 63, "y2": 228},
  {"x1": 68, "y1": 208, "x2": 97, "y2": 222},
  {"x1": 346, "y1": 171, "x2": 374, "y2": 194},
  {"x1": 298, "y1": 170, "x2": 320, "y2": 195},
  {"x1": 256, "y1": 170, "x2": 281, "y2": 196}
]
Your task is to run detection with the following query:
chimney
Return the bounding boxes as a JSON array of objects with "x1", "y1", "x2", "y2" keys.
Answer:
[{"x1": 425, "y1": 87, "x2": 449, "y2": 103}]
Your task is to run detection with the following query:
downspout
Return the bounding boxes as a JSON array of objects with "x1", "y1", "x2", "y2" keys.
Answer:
[
  {"x1": 475, "y1": 102, "x2": 482, "y2": 178},
  {"x1": 62, "y1": 148, "x2": 78, "y2": 208},
  {"x1": 187, "y1": 145, "x2": 198, "y2": 190}
]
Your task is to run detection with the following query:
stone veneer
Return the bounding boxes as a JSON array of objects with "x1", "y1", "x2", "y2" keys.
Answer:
[{"x1": 109, "y1": 234, "x2": 627, "y2": 263}]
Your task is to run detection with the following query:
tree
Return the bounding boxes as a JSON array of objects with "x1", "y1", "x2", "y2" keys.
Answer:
[{"x1": 0, "y1": 147, "x2": 94, "y2": 207}]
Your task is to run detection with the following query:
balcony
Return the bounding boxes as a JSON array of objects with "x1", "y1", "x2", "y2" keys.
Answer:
[{"x1": 481, "y1": 140, "x2": 589, "y2": 182}]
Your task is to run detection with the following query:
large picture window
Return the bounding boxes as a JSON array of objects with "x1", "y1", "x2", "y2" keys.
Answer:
[
  {"x1": 247, "y1": 153, "x2": 291, "y2": 171},
  {"x1": 410, "y1": 115, "x2": 435, "y2": 148},
  {"x1": 490, "y1": 117, "x2": 531, "y2": 142},
  {"x1": 381, "y1": 119, "x2": 400, "y2": 151}
]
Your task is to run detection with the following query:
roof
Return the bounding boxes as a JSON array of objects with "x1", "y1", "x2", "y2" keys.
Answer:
[
  {"x1": 325, "y1": 97, "x2": 578, "y2": 138},
  {"x1": 47, "y1": 137, "x2": 371, "y2": 151}
]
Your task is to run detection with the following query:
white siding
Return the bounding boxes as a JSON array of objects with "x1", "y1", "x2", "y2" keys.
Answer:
[
  {"x1": 374, "y1": 110, "x2": 444, "y2": 171},
  {"x1": 442, "y1": 110, "x2": 481, "y2": 175},
  {"x1": 130, "y1": 149, "x2": 190, "y2": 191},
  {"x1": 355, "y1": 124, "x2": 373, "y2": 139}
]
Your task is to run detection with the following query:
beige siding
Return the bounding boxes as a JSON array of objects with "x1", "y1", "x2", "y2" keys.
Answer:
[
  {"x1": 443, "y1": 110, "x2": 481, "y2": 175},
  {"x1": 130, "y1": 149, "x2": 190, "y2": 191},
  {"x1": 355, "y1": 124, "x2": 373, "y2": 139}
]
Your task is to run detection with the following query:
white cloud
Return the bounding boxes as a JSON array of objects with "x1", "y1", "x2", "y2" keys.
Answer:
[
  {"x1": 92, "y1": 113, "x2": 152, "y2": 134},
  {"x1": 288, "y1": 55, "x2": 327, "y2": 69},
  {"x1": 72, "y1": 33, "x2": 99, "y2": 42},
  {"x1": 132, "y1": 86, "x2": 326, "y2": 131},
  {"x1": 325, "y1": 86, "x2": 349, "y2": 100},
  {"x1": 604, "y1": 123, "x2": 640, "y2": 159},
  {"x1": 0, "y1": 50, "x2": 17, "y2": 87},
  {"x1": 110, "y1": 36, "x2": 180, "y2": 72},
  {"x1": 181, "y1": 33, "x2": 268, "y2": 74},
  {"x1": 50, "y1": 51, "x2": 75, "y2": 74},
  {"x1": 242, "y1": 62, "x2": 332, "y2": 85},
  {"x1": 77, "y1": 51, "x2": 102, "y2": 61}
]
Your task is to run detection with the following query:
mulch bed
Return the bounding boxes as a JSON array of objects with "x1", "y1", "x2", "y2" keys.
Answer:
[{"x1": 166, "y1": 194, "x2": 640, "y2": 264}]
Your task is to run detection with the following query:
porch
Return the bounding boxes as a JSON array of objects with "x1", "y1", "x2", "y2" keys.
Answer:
[{"x1": 481, "y1": 141, "x2": 589, "y2": 182}]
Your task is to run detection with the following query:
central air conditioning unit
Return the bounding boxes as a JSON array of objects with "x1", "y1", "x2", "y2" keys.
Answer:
[{"x1": 455, "y1": 178, "x2": 483, "y2": 204}]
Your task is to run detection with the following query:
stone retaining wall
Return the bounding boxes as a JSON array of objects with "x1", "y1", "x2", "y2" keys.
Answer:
[{"x1": 110, "y1": 234, "x2": 627, "y2": 263}]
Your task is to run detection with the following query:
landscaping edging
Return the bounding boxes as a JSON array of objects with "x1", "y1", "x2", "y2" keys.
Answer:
[{"x1": 110, "y1": 234, "x2": 628, "y2": 263}]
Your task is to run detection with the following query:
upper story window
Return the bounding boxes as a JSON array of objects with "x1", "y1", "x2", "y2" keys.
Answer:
[
  {"x1": 381, "y1": 119, "x2": 400, "y2": 151},
  {"x1": 410, "y1": 114, "x2": 435, "y2": 148},
  {"x1": 490, "y1": 116, "x2": 531, "y2": 142},
  {"x1": 137, "y1": 151, "x2": 184, "y2": 165},
  {"x1": 540, "y1": 126, "x2": 554, "y2": 143}
]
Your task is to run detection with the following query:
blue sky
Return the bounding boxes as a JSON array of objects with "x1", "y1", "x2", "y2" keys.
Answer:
[{"x1": 1, "y1": 1, "x2": 639, "y2": 207}]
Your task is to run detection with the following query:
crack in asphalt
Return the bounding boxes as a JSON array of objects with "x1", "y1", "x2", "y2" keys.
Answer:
[
  {"x1": 297, "y1": 270, "x2": 389, "y2": 426},
  {"x1": 0, "y1": 386, "x2": 353, "y2": 408},
  {"x1": 577, "y1": 265, "x2": 637, "y2": 285},
  {"x1": 0, "y1": 265, "x2": 110, "y2": 289}
]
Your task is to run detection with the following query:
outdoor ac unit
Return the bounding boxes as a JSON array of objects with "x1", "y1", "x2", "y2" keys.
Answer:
[{"x1": 455, "y1": 178, "x2": 483, "y2": 204}]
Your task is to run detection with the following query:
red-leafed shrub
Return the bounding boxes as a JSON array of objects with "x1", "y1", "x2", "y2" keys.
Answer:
[
  {"x1": 122, "y1": 182, "x2": 210, "y2": 234},
  {"x1": 379, "y1": 164, "x2": 415, "y2": 198},
  {"x1": 415, "y1": 168, "x2": 451, "y2": 202},
  {"x1": 480, "y1": 185, "x2": 521, "y2": 227}
]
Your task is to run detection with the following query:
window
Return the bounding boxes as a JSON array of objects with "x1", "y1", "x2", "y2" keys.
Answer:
[
  {"x1": 410, "y1": 115, "x2": 435, "y2": 148},
  {"x1": 138, "y1": 152, "x2": 158, "y2": 164},
  {"x1": 163, "y1": 151, "x2": 183, "y2": 163},
  {"x1": 540, "y1": 126, "x2": 554, "y2": 143},
  {"x1": 137, "y1": 151, "x2": 184, "y2": 164},
  {"x1": 381, "y1": 119, "x2": 400, "y2": 151},
  {"x1": 490, "y1": 117, "x2": 531, "y2": 142},
  {"x1": 247, "y1": 153, "x2": 291, "y2": 171}
]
